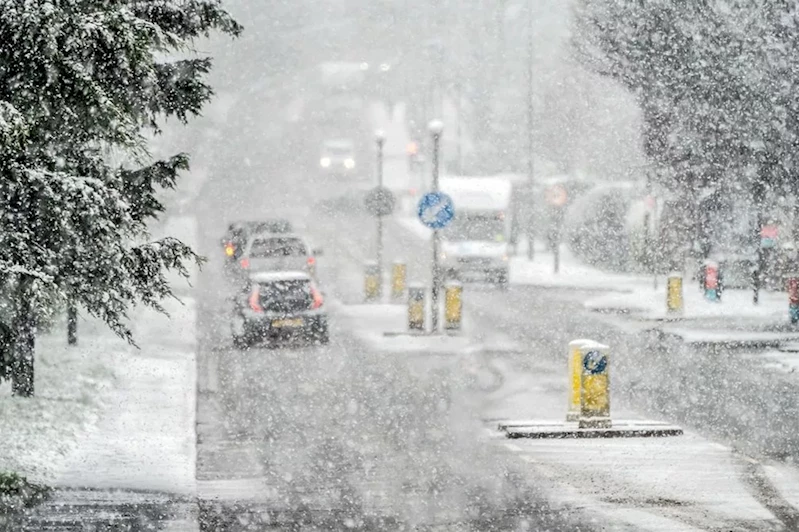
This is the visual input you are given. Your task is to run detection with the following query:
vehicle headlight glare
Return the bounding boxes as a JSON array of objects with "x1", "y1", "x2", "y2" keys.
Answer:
[
  {"x1": 344, "y1": 158, "x2": 355, "y2": 169},
  {"x1": 320, "y1": 157, "x2": 331, "y2": 168}
]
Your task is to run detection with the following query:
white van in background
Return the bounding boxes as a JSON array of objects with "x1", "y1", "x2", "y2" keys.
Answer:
[{"x1": 438, "y1": 176, "x2": 514, "y2": 285}]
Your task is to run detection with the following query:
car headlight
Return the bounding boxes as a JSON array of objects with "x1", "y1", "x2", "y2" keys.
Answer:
[
  {"x1": 344, "y1": 158, "x2": 355, "y2": 169},
  {"x1": 320, "y1": 157, "x2": 331, "y2": 168}
]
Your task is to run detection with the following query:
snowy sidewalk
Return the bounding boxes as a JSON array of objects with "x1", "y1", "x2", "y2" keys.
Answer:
[{"x1": 585, "y1": 281, "x2": 787, "y2": 321}]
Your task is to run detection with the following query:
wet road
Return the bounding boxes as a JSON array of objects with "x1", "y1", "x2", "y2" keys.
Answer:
[{"x1": 188, "y1": 137, "x2": 601, "y2": 530}]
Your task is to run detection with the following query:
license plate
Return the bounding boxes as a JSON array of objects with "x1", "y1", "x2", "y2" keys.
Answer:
[{"x1": 271, "y1": 318, "x2": 303, "y2": 328}]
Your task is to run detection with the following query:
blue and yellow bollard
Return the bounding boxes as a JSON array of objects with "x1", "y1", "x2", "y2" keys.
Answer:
[
  {"x1": 444, "y1": 281, "x2": 463, "y2": 331},
  {"x1": 391, "y1": 261, "x2": 407, "y2": 302},
  {"x1": 666, "y1": 273, "x2": 683, "y2": 315},
  {"x1": 567, "y1": 339, "x2": 592, "y2": 422},
  {"x1": 789, "y1": 276, "x2": 799, "y2": 325},
  {"x1": 408, "y1": 284, "x2": 425, "y2": 331},
  {"x1": 579, "y1": 342, "x2": 611, "y2": 429},
  {"x1": 364, "y1": 261, "x2": 380, "y2": 302}
]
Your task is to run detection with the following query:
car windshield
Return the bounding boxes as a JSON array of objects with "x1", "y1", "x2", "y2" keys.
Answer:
[
  {"x1": 443, "y1": 215, "x2": 506, "y2": 242},
  {"x1": 323, "y1": 144, "x2": 353, "y2": 156},
  {"x1": 249, "y1": 237, "x2": 307, "y2": 257}
]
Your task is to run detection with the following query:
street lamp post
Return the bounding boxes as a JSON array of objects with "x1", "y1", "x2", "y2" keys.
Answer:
[
  {"x1": 526, "y1": 0, "x2": 535, "y2": 260},
  {"x1": 376, "y1": 129, "x2": 386, "y2": 299},
  {"x1": 429, "y1": 119, "x2": 444, "y2": 333}
]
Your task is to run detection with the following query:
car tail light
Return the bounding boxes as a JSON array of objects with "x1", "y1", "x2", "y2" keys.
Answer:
[
  {"x1": 248, "y1": 288, "x2": 263, "y2": 313},
  {"x1": 225, "y1": 243, "x2": 235, "y2": 257},
  {"x1": 240, "y1": 258, "x2": 250, "y2": 269},
  {"x1": 311, "y1": 285, "x2": 324, "y2": 309},
  {"x1": 307, "y1": 256, "x2": 316, "y2": 267}
]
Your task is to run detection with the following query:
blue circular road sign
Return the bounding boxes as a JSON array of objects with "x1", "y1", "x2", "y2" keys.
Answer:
[
  {"x1": 582, "y1": 350, "x2": 607, "y2": 375},
  {"x1": 417, "y1": 192, "x2": 455, "y2": 229}
]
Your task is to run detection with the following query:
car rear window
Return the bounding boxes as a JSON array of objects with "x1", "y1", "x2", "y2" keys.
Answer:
[
  {"x1": 250, "y1": 237, "x2": 307, "y2": 258},
  {"x1": 258, "y1": 280, "x2": 312, "y2": 309}
]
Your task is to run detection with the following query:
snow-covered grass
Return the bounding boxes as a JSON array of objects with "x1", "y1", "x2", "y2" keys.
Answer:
[
  {"x1": 0, "y1": 215, "x2": 198, "y2": 495},
  {"x1": 0, "y1": 315, "x2": 119, "y2": 483},
  {"x1": 0, "y1": 296, "x2": 197, "y2": 495},
  {"x1": 52, "y1": 296, "x2": 197, "y2": 494}
]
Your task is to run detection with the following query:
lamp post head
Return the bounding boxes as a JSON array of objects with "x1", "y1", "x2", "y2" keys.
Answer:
[
  {"x1": 375, "y1": 129, "x2": 386, "y2": 145},
  {"x1": 428, "y1": 119, "x2": 444, "y2": 137}
]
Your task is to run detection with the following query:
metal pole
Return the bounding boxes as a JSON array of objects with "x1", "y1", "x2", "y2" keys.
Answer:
[
  {"x1": 526, "y1": 0, "x2": 535, "y2": 260},
  {"x1": 377, "y1": 136, "x2": 385, "y2": 299},
  {"x1": 456, "y1": 83, "x2": 463, "y2": 174},
  {"x1": 431, "y1": 130, "x2": 441, "y2": 333}
]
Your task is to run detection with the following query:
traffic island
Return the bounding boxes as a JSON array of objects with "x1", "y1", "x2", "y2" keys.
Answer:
[
  {"x1": 497, "y1": 339, "x2": 683, "y2": 440},
  {"x1": 498, "y1": 419, "x2": 683, "y2": 439}
]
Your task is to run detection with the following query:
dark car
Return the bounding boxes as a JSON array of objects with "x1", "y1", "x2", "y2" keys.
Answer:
[
  {"x1": 236, "y1": 233, "x2": 322, "y2": 282},
  {"x1": 229, "y1": 271, "x2": 329, "y2": 347},
  {"x1": 221, "y1": 219, "x2": 294, "y2": 261}
]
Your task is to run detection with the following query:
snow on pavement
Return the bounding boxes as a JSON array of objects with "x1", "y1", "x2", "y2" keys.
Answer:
[{"x1": 586, "y1": 281, "x2": 787, "y2": 322}]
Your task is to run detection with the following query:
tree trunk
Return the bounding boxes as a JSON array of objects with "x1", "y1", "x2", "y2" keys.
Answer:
[
  {"x1": 67, "y1": 303, "x2": 78, "y2": 346},
  {"x1": 11, "y1": 278, "x2": 35, "y2": 397}
]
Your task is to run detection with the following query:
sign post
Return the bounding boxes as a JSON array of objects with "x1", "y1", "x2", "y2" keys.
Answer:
[
  {"x1": 545, "y1": 183, "x2": 568, "y2": 273},
  {"x1": 418, "y1": 191, "x2": 454, "y2": 333},
  {"x1": 426, "y1": 120, "x2": 445, "y2": 332}
]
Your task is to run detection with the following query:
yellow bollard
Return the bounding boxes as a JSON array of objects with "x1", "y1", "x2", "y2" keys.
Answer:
[
  {"x1": 579, "y1": 342, "x2": 611, "y2": 429},
  {"x1": 567, "y1": 339, "x2": 592, "y2": 422},
  {"x1": 667, "y1": 273, "x2": 683, "y2": 315},
  {"x1": 444, "y1": 281, "x2": 463, "y2": 331},
  {"x1": 364, "y1": 261, "x2": 380, "y2": 302},
  {"x1": 391, "y1": 261, "x2": 407, "y2": 301},
  {"x1": 408, "y1": 284, "x2": 425, "y2": 331}
]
